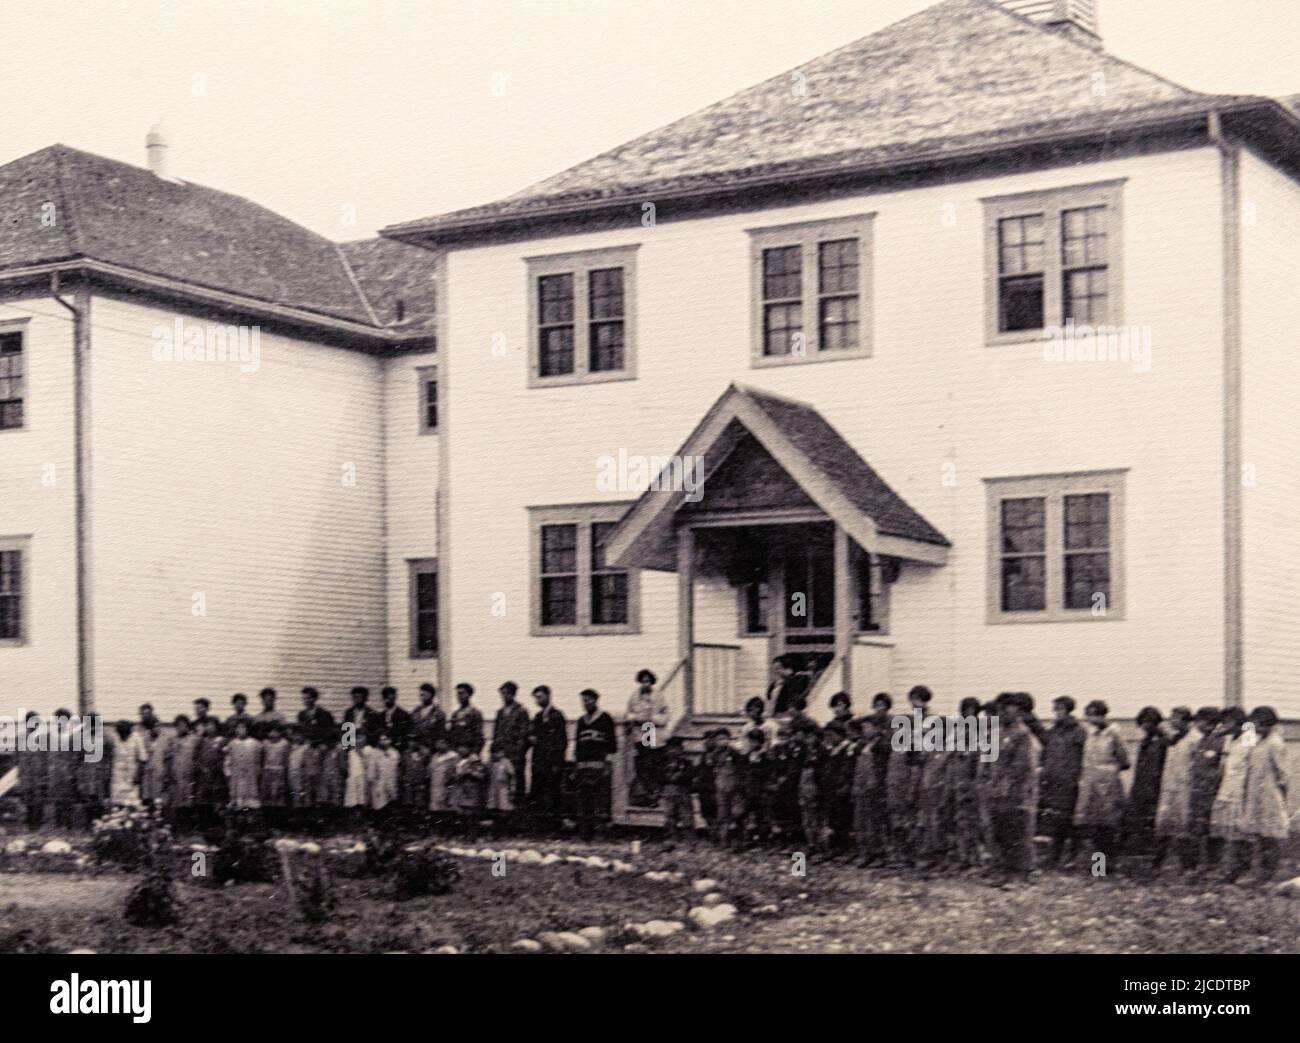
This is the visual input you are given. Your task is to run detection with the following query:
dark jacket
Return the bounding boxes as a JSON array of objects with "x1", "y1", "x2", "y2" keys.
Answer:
[
  {"x1": 530, "y1": 705, "x2": 568, "y2": 765},
  {"x1": 491, "y1": 701, "x2": 532, "y2": 760},
  {"x1": 574, "y1": 711, "x2": 616, "y2": 763}
]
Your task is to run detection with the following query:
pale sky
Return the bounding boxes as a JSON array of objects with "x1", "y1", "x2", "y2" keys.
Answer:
[{"x1": 1, "y1": 0, "x2": 1296, "y2": 240}]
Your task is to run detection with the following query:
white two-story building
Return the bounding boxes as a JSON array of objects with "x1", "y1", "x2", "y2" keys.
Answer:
[
  {"x1": 3, "y1": 0, "x2": 1298, "y2": 745},
  {"x1": 384, "y1": 0, "x2": 1300, "y2": 733}
]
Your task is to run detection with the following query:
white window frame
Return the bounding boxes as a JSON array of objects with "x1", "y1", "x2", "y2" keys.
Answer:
[
  {"x1": 748, "y1": 214, "x2": 874, "y2": 367},
  {"x1": 416, "y1": 365, "x2": 438, "y2": 435},
  {"x1": 528, "y1": 502, "x2": 640, "y2": 636},
  {"x1": 985, "y1": 470, "x2": 1126, "y2": 624},
  {"x1": 525, "y1": 245, "x2": 639, "y2": 388},
  {"x1": 0, "y1": 535, "x2": 31, "y2": 646},
  {"x1": 0, "y1": 318, "x2": 29, "y2": 433},
  {"x1": 982, "y1": 179, "x2": 1125, "y2": 346}
]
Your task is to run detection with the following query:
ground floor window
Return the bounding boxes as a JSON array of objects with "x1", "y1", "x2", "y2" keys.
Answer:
[
  {"x1": 985, "y1": 470, "x2": 1125, "y2": 622},
  {"x1": 408, "y1": 558, "x2": 438, "y2": 656},
  {"x1": 529, "y1": 503, "x2": 638, "y2": 635},
  {"x1": 0, "y1": 536, "x2": 29, "y2": 643}
]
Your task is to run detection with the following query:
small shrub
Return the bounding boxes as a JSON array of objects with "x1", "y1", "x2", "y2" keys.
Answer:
[
  {"x1": 391, "y1": 845, "x2": 460, "y2": 899},
  {"x1": 90, "y1": 806, "x2": 172, "y2": 870},
  {"x1": 124, "y1": 871, "x2": 180, "y2": 928}
]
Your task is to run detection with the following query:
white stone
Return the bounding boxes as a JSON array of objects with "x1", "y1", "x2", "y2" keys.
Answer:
[
  {"x1": 510, "y1": 939, "x2": 543, "y2": 953},
  {"x1": 67, "y1": 948, "x2": 97, "y2": 955},
  {"x1": 689, "y1": 904, "x2": 737, "y2": 930},
  {"x1": 538, "y1": 931, "x2": 592, "y2": 952},
  {"x1": 432, "y1": 945, "x2": 459, "y2": 954},
  {"x1": 702, "y1": 892, "x2": 725, "y2": 906},
  {"x1": 1276, "y1": 876, "x2": 1300, "y2": 898},
  {"x1": 5, "y1": 838, "x2": 29, "y2": 854},
  {"x1": 517, "y1": 850, "x2": 544, "y2": 864},
  {"x1": 41, "y1": 839, "x2": 73, "y2": 855},
  {"x1": 632, "y1": 919, "x2": 684, "y2": 940},
  {"x1": 576, "y1": 926, "x2": 608, "y2": 945},
  {"x1": 540, "y1": 853, "x2": 562, "y2": 865},
  {"x1": 692, "y1": 878, "x2": 719, "y2": 893}
]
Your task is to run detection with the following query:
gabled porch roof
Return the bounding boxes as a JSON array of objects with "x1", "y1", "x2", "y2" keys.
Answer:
[{"x1": 606, "y1": 384, "x2": 950, "y2": 570}]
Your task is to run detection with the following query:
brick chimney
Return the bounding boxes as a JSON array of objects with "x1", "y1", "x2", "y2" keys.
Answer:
[{"x1": 1000, "y1": 0, "x2": 1102, "y2": 49}]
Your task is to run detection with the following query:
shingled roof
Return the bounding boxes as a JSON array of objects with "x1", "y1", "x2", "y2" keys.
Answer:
[
  {"x1": 605, "y1": 384, "x2": 949, "y2": 573},
  {"x1": 0, "y1": 144, "x2": 436, "y2": 336},
  {"x1": 386, "y1": 0, "x2": 1278, "y2": 241}
]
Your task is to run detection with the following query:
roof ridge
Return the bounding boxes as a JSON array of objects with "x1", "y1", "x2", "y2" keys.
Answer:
[
  {"x1": 333, "y1": 241, "x2": 384, "y2": 326},
  {"x1": 49, "y1": 145, "x2": 86, "y2": 257}
]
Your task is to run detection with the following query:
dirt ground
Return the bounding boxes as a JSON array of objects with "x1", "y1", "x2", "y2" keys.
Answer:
[{"x1": 1, "y1": 836, "x2": 1296, "y2": 954}]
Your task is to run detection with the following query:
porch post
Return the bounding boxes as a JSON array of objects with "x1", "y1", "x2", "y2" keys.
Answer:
[
  {"x1": 677, "y1": 525, "x2": 695, "y2": 717},
  {"x1": 834, "y1": 524, "x2": 853, "y2": 697}
]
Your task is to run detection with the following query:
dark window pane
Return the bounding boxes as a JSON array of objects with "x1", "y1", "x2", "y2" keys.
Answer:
[
  {"x1": 541, "y1": 576, "x2": 577, "y2": 626},
  {"x1": 763, "y1": 303, "x2": 802, "y2": 356},
  {"x1": 744, "y1": 580, "x2": 769, "y2": 634},
  {"x1": 416, "y1": 612, "x2": 438, "y2": 653},
  {"x1": 819, "y1": 295, "x2": 859, "y2": 352},
  {"x1": 0, "y1": 550, "x2": 20, "y2": 640},
  {"x1": 1000, "y1": 498, "x2": 1045, "y2": 553},
  {"x1": 1064, "y1": 493, "x2": 1109, "y2": 549},
  {"x1": 762, "y1": 246, "x2": 802, "y2": 300},
  {"x1": 424, "y1": 375, "x2": 438, "y2": 430},
  {"x1": 538, "y1": 273, "x2": 574, "y2": 324},
  {"x1": 1001, "y1": 555, "x2": 1046, "y2": 612},
  {"x1": 0, "y1": 332, "x2": 22, "y2": 431},
  {"x1": 589, "y1": 321, "x2": 624, "y2": 372},
  {"x1": 541, "y1": 524, "x2": 577, "y2": 574},
  {"x1": 589, "y1": 268, "x2": 623, "y2": 320},
  {"x1": 539, "y1": 326, "x2": 574, "y2": 376},
  {"x1": 818, "y1": 239, "x2": 858, "y2": 294},
  {"x1": 1065, "y1": 553, "x2": 1110, "y2": 610},
  {"x1": 999, "y1": 275, "x2": 1044, "y2": 332},
  {"x1": 591, "y1": 573, "x2": 628, "y2": 625},
  {"x1": 416, "y1": 571, "x2": 438, "y2": 611}
]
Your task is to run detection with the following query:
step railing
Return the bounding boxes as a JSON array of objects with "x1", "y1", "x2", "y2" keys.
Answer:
[
  {"x1": 692, "y1": 643, "x2": 739, "y2": 716},
  {"x1": 851, "y1": 637, "x2": 895, "y2": 704}
]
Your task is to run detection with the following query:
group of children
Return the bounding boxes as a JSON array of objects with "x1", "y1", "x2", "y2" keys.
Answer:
[
  {"x1": 657, "y1": 688, "x2": 1292, "y2": 888},
  {"x1": 13, "y1": 680, "x2": 1292, "y2": 887},
  {"x1": 17, "y1": 686, "x2": 532, "y2": 840}
]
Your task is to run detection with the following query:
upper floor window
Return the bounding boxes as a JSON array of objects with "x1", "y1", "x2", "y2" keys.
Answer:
[
  {"x1": 417, "y1": 365, "x2": 438, "y2": 434},
  {"x1": 748, "y1": 214, "x2": 873, "y2": 366},
  {"x1": 529, "y1": 503, "x2": 639, "y2": 635},
  {"x1": 526, "y1": 246, "x2": 638, "y2": 387},
  {"x1": 985, "y1": 471, "x2": 1125, "y2": 623},
  {"x1": 983, "y1": 180, "x2": 1124, "y2": 343},
  {"x1": 408, "y1": 558, "x2": 438, "y2": 657},
  {"x1": 0, "y1": 536, "x2": 29, "y2": 644},
  {"x1": 0, "y1": 329, "x2": 24, "y2": 431}
]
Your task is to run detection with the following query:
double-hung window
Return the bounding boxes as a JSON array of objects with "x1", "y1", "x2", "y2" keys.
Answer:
[
  {"x1": 986, "y1": 471, "x2": 1125, "y2": 623},
  {"x1": 983, "y1": 180, "x2": 1124, "y2": 343},
  {"x1": 0, "y1": 328, "x2": 24, "y2": 430},
  {"x1": 748, "y1": 214, "x2": 873, "y2": 365},
  {"x1": 530, "y1": 504, "x2": 639, "y2": 635},
  {"x1": 0, "y1": 536, "x2": 30, "y2": 644},
  {"x1": 526, "y1": 246, "x2": 638, "y2": 387}
]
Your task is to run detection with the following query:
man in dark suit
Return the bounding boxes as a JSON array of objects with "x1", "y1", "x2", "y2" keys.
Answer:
[
  {"x1": 297, "y1": 687, "x2": 337, "y2": 745},
  {"x1": 491, "y1": 681, "x2": 532, "y2": 806},
  {"x1": 766, "y1": 655, "x2": 810, "y2": 716},
  {"x1": 377, "y1": 686, "x2": 413, "y2": 748},
  {"x1": 410, "y1": 682, "x2": 447, "y2": 749},
  {"x1": 343, "y1": 686, "x2": 380, "y2": 742},
  {"x1": 528, "y1": 685, "x2": 567, "y2": 832}
]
